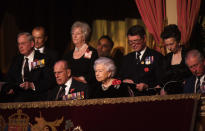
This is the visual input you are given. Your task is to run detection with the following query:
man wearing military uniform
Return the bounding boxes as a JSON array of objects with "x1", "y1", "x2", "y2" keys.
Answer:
[{"x1": 120, "y1": 25, "x2": 165, "y2": 96}]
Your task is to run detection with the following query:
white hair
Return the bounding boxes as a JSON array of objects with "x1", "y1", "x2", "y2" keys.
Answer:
[
  {"x1": 17, "y1": 32, "x2": 34, "y2": 42},
  {"x1": 71, "y1": 21, "x2": 91, "y2": 42},
  {"x1": 94, "y1": 57, "x2": 116, "y2": 77},
  {"x1": 185, "y1": 49, "x2": 204, "y2": 65}
]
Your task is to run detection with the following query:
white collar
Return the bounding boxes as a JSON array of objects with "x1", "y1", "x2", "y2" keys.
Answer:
[
  {"x1": 136, "y1": 47, "x2": 147, "y2": 59},
  {"x1": 64, "y1": 77, "x2": 72, "y2": 95},
  {"x1": 24, "y1": 50, "x2": 35, "y2": 62},
  {"x1": 194, "y1": 74, "x2": 205, "y2": 93},
  {"x1": 35, "y1": 46, "x2": 45, "y2": 53}
]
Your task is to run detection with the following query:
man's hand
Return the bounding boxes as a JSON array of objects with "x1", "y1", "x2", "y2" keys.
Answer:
[
  {"x1": 123, "y1": 79, "x2": 134, "y2": 84},
  {"x1": 136, "y1": 83, "x2": 148, "y2": 91},
  {"x1": 73, "y1": 76, "x2": 87, "y2": 84},
  {"x1": 20, "y1": 82, "x2": 35, "y2": 90},
  {"x1": 123, "y1": 79, "x2": 148, "y2": 92},
  {"x1": 160, "y1": 88, "x2": 167, "y2": 95},
  {"x1": 7, "y1": 89, "x2": 14, "y2": 95}
]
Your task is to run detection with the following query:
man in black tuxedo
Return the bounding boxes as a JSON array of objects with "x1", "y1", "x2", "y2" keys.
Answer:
[
  {"x1": 1, "y1": 32, "x2": 55, "y2": 102},
  {"x1": 120, "y1": 25, "x2": 165, "y2": 96},
  {"x1": 32, "y1": 26, "x2": 59, "y2": 64},
  {"x1": 48, "y1": 60, "x2": 88, "y2": 101},
  {"x1": 184, "y1": 49, "x2": 205, "y2": 93}
]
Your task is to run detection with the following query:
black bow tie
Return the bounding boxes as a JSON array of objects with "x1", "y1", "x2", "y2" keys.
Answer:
[{"x1": 60, "y1": 84, "x2": 66, "y2": 89}]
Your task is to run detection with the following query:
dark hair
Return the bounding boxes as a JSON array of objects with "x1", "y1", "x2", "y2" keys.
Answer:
[
  {"x1": 127, "y1": 25, "x2": 146, "y2": 39},
  {"x1": 98, "y1": 35, "x2": 114, "y2": 48},
  {"x1": 161, "y1": 24, "x2": 181, "y2": 43}
]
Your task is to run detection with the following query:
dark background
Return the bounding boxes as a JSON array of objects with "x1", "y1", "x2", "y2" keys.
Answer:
[
  {"x1": 0, "y1": 0, "x2": 204, "y2": 76},
  {"x1": 0, "y1": 0, "x2": 141, "y2": 57},
  {"x1": 0, "y1": 0, "x2": 205, "y2": 56}
]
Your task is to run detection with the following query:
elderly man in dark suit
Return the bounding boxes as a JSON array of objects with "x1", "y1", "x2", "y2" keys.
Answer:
[
  {"x1": 184, "y1": 49, "x2": 205, "y2": 93},
  {"x1": 1, "y1": 32, "x2": 55, "y2": 102},
  {"x1": 48, "y1": 60, "x2": 88, "y2": 101},
  {"x1": 120, "y1": 25, "x2": 165, "y2": 96}
]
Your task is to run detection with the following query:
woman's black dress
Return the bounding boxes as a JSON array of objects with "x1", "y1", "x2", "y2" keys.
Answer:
[
  {"x1": 162, "y1": 47, "x2": 192, "y2": 94},
  {"x1": 93, "y1": 83, "x2": 130, "y2": 98}
]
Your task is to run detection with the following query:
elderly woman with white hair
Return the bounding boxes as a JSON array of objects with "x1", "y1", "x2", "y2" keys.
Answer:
[
  {"x1": 64, "y1": 21, "x2": 98, "y2": 84},
  {"x1": 93, "y1": 57, "x2": 131, "y2": 98}
]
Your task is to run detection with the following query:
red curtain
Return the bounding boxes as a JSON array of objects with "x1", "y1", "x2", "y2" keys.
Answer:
[
  {"x1": 177, "y1": 0, "x2": 201, "y2": 45},
  {"x1": 135, "y1": 0, "x2": 166, "y2": 53}
]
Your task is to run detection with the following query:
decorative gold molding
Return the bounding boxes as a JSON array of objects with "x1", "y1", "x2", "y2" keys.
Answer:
[
  {"x1": 30, "y1": 115, "x2": 64, "y2": 131},
  {"x1": 0, "y1": 94, "x2": 201, "y2": 109},
  {"x1": 8, "y1": 109, "x2": 30, "y2": 130},
  {"x1": 200, "y1": 96, "x2": 205, "y2": 116}
]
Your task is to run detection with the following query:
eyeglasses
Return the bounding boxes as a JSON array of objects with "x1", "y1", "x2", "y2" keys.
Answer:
[
  {"x1": 128, "y1": 39, "x2": 143, "y2": 45},
  {"x1": 164, "y1": 41, "x2": 177, "y2": 47}
]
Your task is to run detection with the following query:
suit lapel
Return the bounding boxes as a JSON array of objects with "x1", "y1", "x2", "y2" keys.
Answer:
[
  {"x1": 33, "y1": 50, "x2": 42, "y2": 60},
  {"x1": 192, "y1": 76, "x2": 197, "y2": 93},
  {"x1": 18, "y1": 55, "x2": 24, "y2": 83},
  {"x1": 130, "y1": 52, "x2": 137, "y2": 63},
  {"x1": 55, "y1": 86, "x2": 62, "y2": 100},
  {"x1": 69, "y1": 79, "x2": 77, "y2": 94}
]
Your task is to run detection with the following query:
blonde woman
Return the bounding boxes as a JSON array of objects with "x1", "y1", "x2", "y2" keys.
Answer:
[{"x1": 64, "y1": 21, "x2": 98, "y2": 84}]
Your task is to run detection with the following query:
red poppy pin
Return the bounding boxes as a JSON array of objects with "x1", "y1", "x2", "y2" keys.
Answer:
[
  {"x1": 112, "y1": 79, "x2": 121, "y2": 89},
  {"x1": 86, "y1": 48, "x2": 90, "y2": 53},
  {"x1": 70, "y1": 88, "x2": 75, "y2": 93},
  {"x1": 112, "y1": 79, "x2": 121, "y2": 85},
  {"x1": 144, "y1": 67, "x2": 149, "y2": 72}
]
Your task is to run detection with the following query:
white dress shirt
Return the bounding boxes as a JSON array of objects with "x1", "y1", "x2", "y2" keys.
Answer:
[
  {"x1": 21, "y1": 50, "x2": 36, "y2": 90},
  {"x1": 35, "y1": 46, "x2": 45, "y2": 54},
  {"x1": 64, "y1": 78, "x2": 72, "y2": 95},
  {"x1": 194, "y1": 75, "x2": 205, "y2": 93},
  {"x1": 22, "y1": 50, "x2": 35, "y2": 78},
  {"x1": 136, "y1": 47, "x2": 146, "y2": 60}
]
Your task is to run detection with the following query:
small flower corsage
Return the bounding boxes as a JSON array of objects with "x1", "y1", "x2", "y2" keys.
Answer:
[
  {"x1": 112, "y1": 79, "x2": 121, "y2": 89},
  {"x1": 84, "y1": 48, "x2": 92, "y2": 59}
]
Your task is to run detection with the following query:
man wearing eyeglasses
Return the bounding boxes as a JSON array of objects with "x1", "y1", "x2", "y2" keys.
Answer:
[
  {"x1": 120, "y1": 25, "x2": 165, "y2": 96},
  {"x1": 184, "y1": 49, "x2": 205, "y2": 93}
]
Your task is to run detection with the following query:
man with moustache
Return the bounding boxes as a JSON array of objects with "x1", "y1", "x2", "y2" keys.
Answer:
[{"x1": 120, "y1": 25, "x2": 165, "y2": 96}]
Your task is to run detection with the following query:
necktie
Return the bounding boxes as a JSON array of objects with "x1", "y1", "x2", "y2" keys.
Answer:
[
  {"x1": 24, "y1": 58, "x2": 29, "y2": 81},
  {"x1": 196, "y1": 76, "x2": 201, "y2": 93},
  {"x1": 136, "y1": 52, "x2": 141, "y2": 64},
  {"x1": 57, "y1": 85, "x2": 66, "y2": 100}
]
